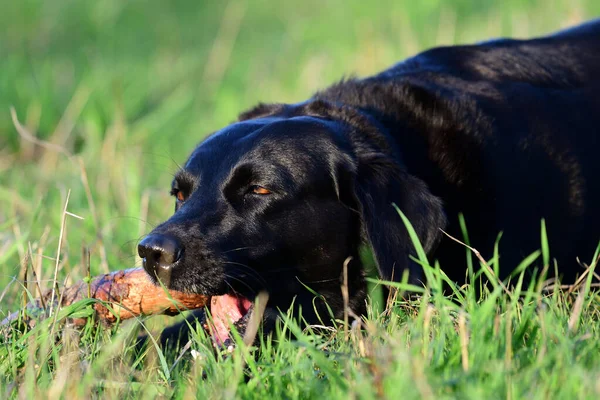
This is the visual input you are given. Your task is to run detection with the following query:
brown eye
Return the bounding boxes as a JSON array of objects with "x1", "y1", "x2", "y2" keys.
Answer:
[
  {"x1": 171, "y1": 187, "x2": 186, "y2": 202},
  {"x1": 252, "y1": 186, "x2": 271, "y2": 195}
]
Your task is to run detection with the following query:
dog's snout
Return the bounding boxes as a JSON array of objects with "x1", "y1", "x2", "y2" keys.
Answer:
[{"x1": 138, "y1": 234, "x2": 183, "y2": 283}]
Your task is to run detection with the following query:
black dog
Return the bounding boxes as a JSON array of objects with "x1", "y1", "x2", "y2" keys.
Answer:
[{"x1": 138, "y1": 20, "x2": 600, "y2": 346}]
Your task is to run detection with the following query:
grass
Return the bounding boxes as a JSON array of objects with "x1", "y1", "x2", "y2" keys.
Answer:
[{"x1": 2, "y1": 0, "x2": 600, "y2": 398}]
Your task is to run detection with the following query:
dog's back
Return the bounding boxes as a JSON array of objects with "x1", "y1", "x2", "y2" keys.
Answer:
[
  {"x1": 388, "y1": 19, "x2": 600, "y2": 85},
  {"x1": 315, "y1": 20, "x2": 600, "y2": 282}
]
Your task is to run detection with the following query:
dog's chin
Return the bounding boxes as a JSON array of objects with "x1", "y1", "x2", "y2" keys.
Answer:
[{"x1": 207, "y1": 294, "x2": 253, "y2": 346}]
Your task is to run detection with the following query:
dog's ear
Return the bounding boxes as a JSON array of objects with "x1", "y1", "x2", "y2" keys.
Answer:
[
  {"x1": 354, "y1": 154, "x2": 446, "y2": 283},
  {"x1": 304, "y1": 98, "x2": 447, "y2": 283}
]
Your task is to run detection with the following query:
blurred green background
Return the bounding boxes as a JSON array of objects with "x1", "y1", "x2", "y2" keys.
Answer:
[{"x1": 1, "y1": 0, "x2": 598, "y2": 308}]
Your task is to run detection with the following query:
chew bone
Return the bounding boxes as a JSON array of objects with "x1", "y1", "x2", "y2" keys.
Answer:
[{"x1": 1, "y1": 267, "x2": 209, "y2": 328}]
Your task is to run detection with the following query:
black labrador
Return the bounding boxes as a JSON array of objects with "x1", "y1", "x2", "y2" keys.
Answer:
[{"x1": 137, "y1": 20, "x2": 600, "y2": 347}]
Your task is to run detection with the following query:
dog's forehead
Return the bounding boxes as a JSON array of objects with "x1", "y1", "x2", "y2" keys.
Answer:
[{"x1": 184, "y1": 116, "x2": 340, "y2": 171}]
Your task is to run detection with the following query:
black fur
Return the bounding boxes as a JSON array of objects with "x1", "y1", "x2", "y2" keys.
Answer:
[{"x1": 140, "y1": 20, "x2": 600, "y2": 344}]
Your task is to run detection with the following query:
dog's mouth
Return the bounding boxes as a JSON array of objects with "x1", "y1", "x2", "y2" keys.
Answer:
[{"x1": 207, "y1": 294, "x2": 253, "y2": 346}]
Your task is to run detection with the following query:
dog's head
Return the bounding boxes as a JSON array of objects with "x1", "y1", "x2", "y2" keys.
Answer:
[{"x1": 138, "y1": 100, "x2": 445, "y2": 344}]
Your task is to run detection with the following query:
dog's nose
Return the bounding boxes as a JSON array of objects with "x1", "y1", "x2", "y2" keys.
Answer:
[{"x1": 138, "y1": 234, "x2": 183, "y2": 283}]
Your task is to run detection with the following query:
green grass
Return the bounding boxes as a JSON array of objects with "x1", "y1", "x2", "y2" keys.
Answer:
[{"x1": 1, "y1": 0, "x2": 600, "y2": 398}]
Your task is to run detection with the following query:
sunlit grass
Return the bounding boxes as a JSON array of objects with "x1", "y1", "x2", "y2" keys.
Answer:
[{"x1": 2, "y1": 227, "x2": 599, "y2": 398}]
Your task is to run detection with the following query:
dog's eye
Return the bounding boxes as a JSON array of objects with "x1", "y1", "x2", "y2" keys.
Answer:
[
  {"x1": 170, "y1": 188, "x2": 186, "y2": 202},
  {"x1": 250, "y1": 185, "x2": 271, "y2": 195}
]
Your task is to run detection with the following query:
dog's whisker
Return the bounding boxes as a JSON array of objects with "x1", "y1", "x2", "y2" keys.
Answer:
[
  {"x1": 223, "y1": 274, "x2": 260, "y2": 296},
  {"x1": 222, "y1": 247, "x2": 255, "y2": 254},
  {"x1": 260, "y1": 267, "x2": 299, "y2": 273},
  {"x1": 304, "y1": 277, "x2": 340, "y2": 284},
  {"x1": 222, "y1": 261, "x2": 266, "y2": 277},
  {"x1": 223, "y1": 279, "x2": 244, "y2": 297},
  {"x1": 223, "y1": 264, "x2": 269, "y2": 287}
]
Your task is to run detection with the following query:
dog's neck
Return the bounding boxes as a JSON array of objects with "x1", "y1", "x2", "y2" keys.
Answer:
[{"x1": 312, "y1": 76, "x2": 487, "y2": 196}]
